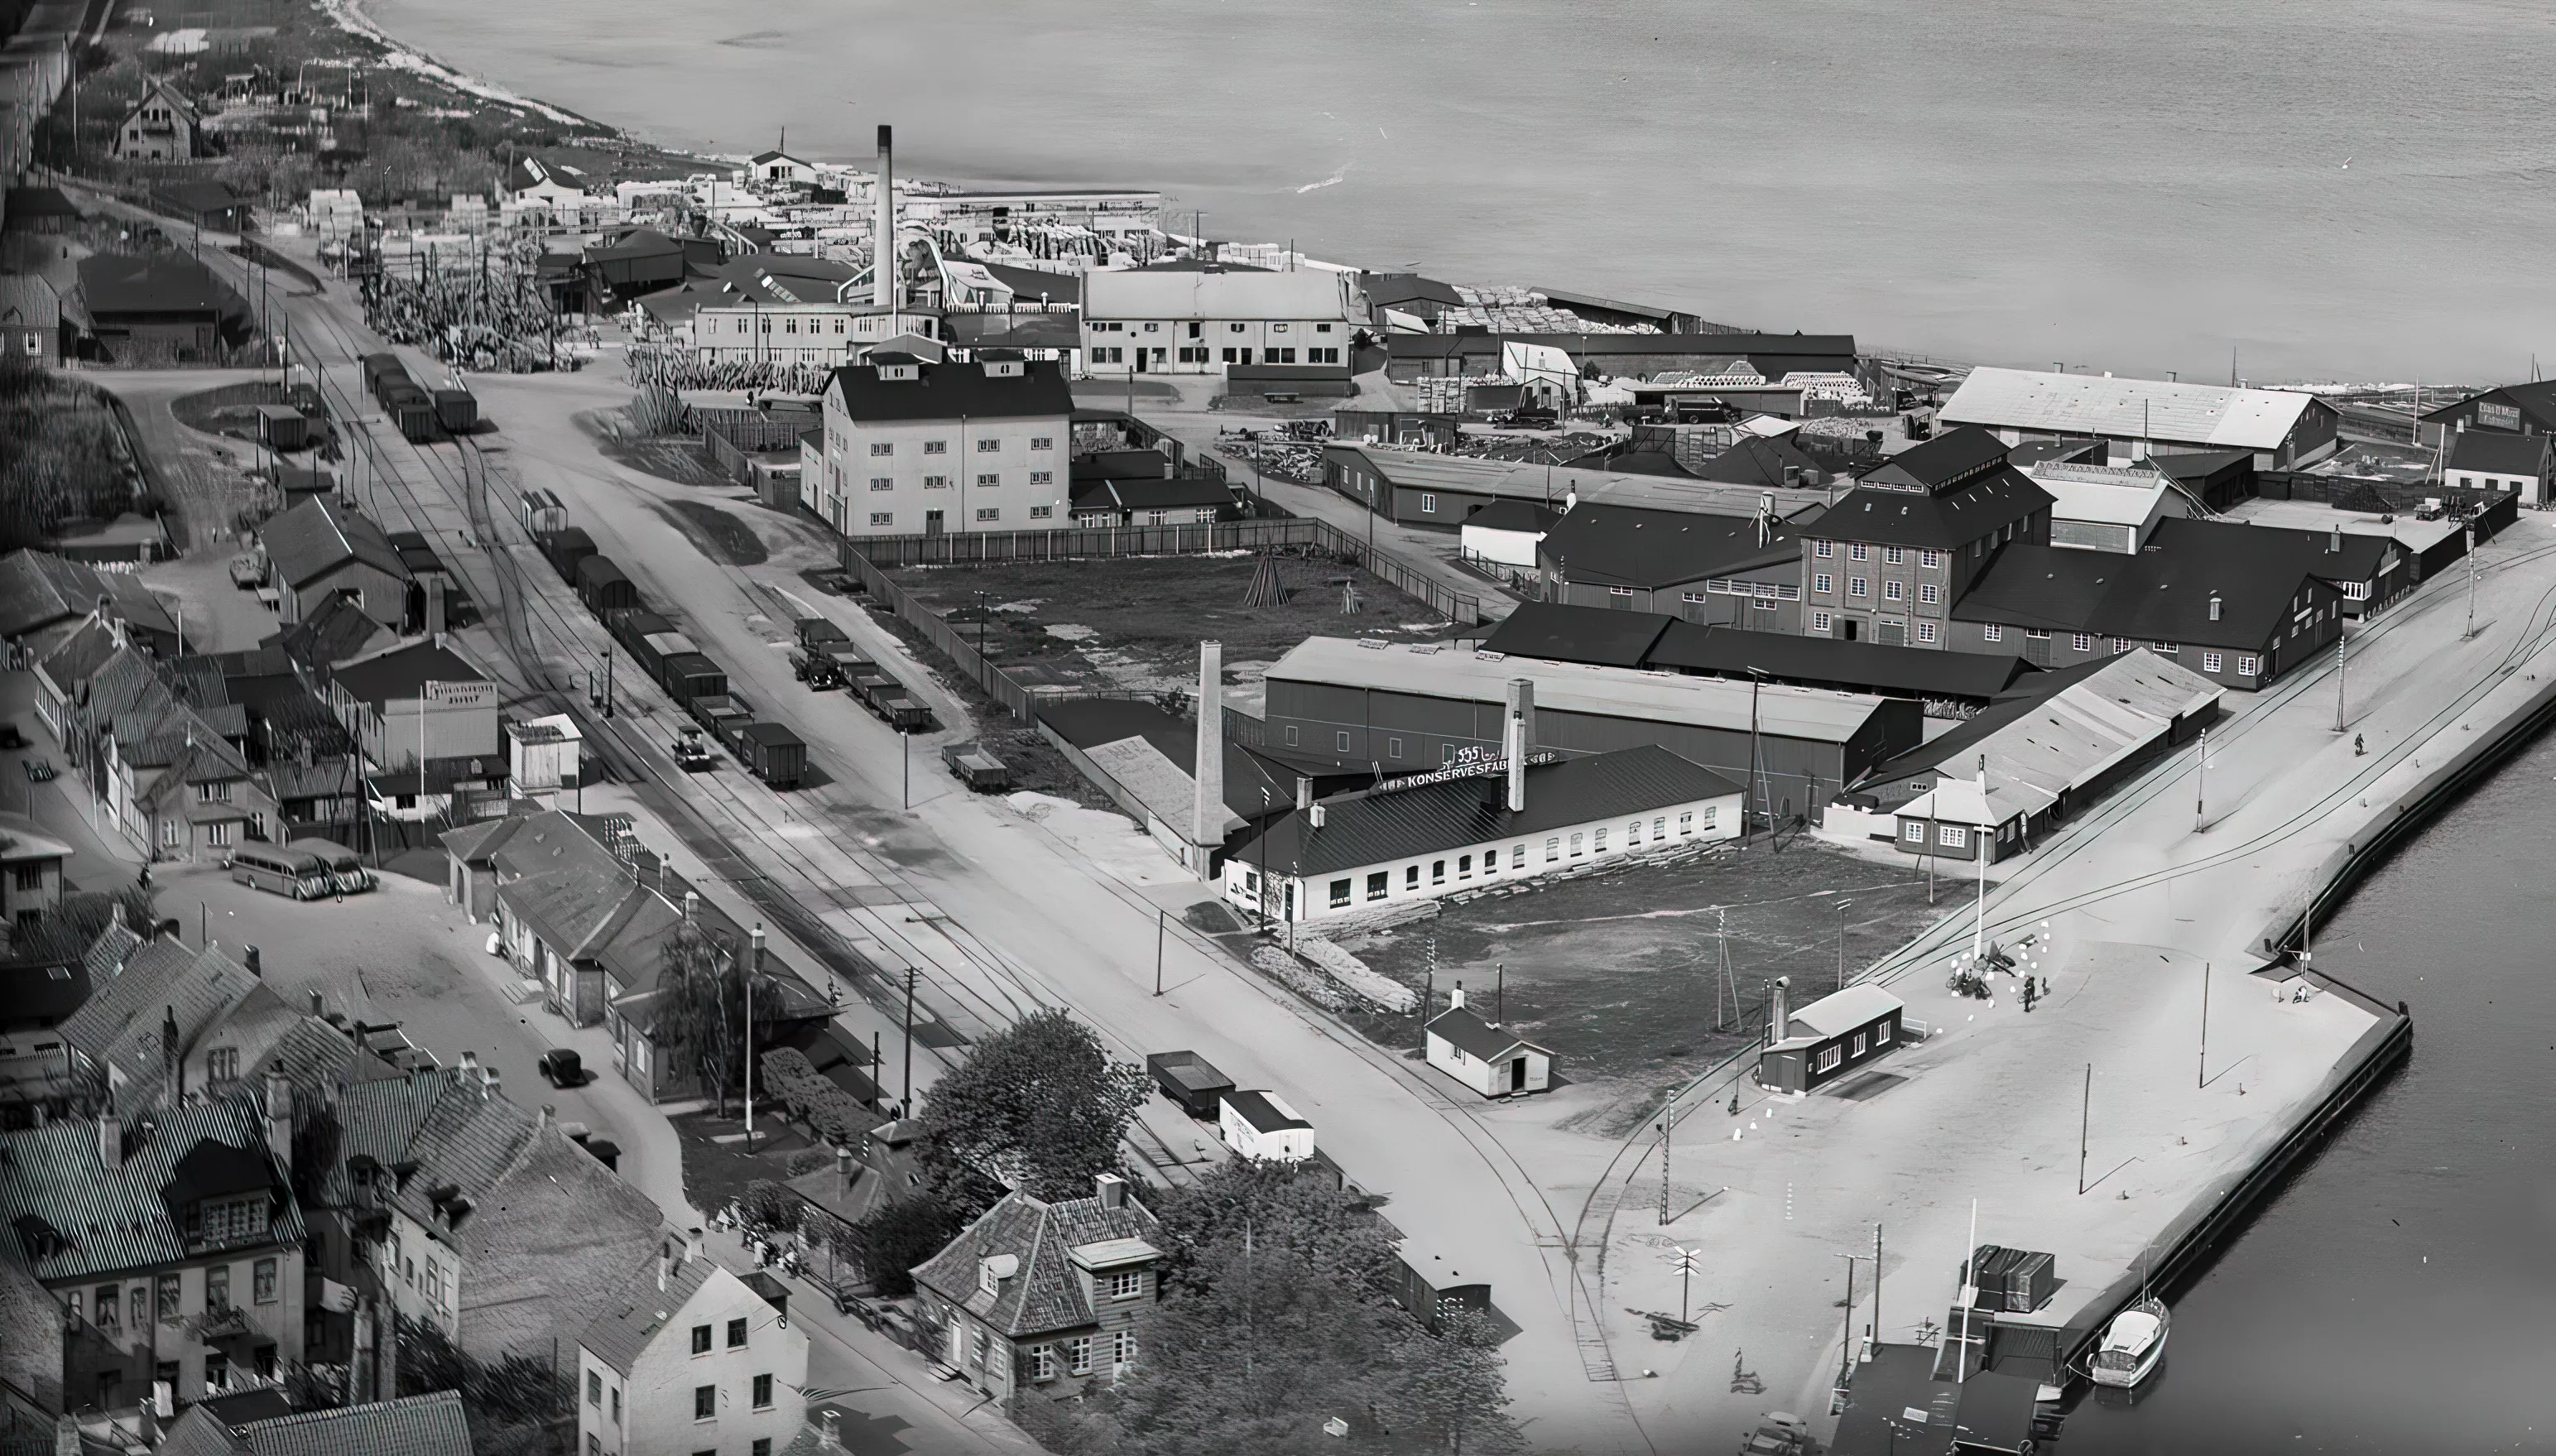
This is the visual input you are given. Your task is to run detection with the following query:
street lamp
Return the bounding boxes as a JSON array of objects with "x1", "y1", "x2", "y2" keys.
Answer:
[{"x1": 1833, "y1": 898, "x2": 1854, "y2": 992}]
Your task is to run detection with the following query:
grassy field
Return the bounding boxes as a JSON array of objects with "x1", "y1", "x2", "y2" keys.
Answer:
[
  {"x1": 1333, "y1": 837, "x2": 1947, "y2": 1133},
  {"x1": 890, "y1": 551, "x2": 1439, "y2": 697}
]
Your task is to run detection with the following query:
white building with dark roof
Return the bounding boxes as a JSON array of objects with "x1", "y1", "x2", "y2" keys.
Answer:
[
  {"x1": 1939, "y1": 367, "x2": 2342, "y2": 471},
  {"x1": 815, "y1": 356, "x2": 1074, "y2": 536},
  {"x1": 576, "y1": 1233, "x2": 808, "y2": 1456},
  {"x1": 908, "y1": 1174, "x2": 1161, "y2": 1401},
  {"x1": 1424, "y1": 987, "x2": 1554, "y2": 1098},
  {"x1": 1217, "y1": 1089, "x2": 1314, "y2": 1161},
  {"x1": 1081, "y1": 267, "x2": 1364, "y2": 375},
  {"x1": 2443, "y1": 429, "x2": 2553, "y2": 505}
]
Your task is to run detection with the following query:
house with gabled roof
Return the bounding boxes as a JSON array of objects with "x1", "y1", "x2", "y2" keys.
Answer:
[
  {"x1": 156, "y1": 1390, "x2": 471, "y2": 1456},
  {"x1": 1424, "y1": 987, "x2": 1555, "y2": 1098},
  {"x1": 575, "y1": 1233, "x2": 808, "y2": 1456},
  {"x1": 112, "y1": 78, "x2": 200, "y2": 161},
  {"x1": 260, "y1": 499, "x2": 411, "y2": 630},
  {"x1": 909, "y1": 1174, "x2": 1162, "y2": 1401},
  {"x1": 0, "y1": 1089, "x2": 309, "y2": 1414}
]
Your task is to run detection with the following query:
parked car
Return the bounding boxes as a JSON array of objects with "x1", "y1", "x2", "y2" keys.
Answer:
[
  {"x1": 537, "y1": 1049, "x2": 585, "y2": 1087},
  {"x1": 228, "y1": 555, "x2": 267, "y2": 589}
]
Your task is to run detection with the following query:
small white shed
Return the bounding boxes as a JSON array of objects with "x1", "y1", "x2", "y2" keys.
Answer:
[
  {"x1": 1424, "y1": 990, "x2": 1554, "y2": 1098},
  {"x1": 1218, "y1": 1089, "x2": 1314, "y2": 1162}
]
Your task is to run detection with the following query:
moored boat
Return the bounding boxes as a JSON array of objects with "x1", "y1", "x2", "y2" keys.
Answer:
[{"x1": 2088, "y1": 1296, "x2": 2169, "y2": 1388}]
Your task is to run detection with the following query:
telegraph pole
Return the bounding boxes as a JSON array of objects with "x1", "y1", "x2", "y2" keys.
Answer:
[
  {"x1": 1153, "y1": 909, "x2": 1165, "y2": 996},
  {"x1": 2193, "y1": 728, "x2": 2208, "y2": 832},
  {"x1": 1657, "y1": 1108, "x2": 1672, "y2": 1226},
  {"x1": 900, "y1": 966, "x2": 915, "y2": 1114},
  {"x1": 2334, "y1": 627, "x2": 2347, "y2": 733},
  {"x1": 2464, "y1": 527, "x2": 2480, "y2": 639},
  {"x1": 2198, "y1": 960, "x2": 2211, "y2": 1088}
]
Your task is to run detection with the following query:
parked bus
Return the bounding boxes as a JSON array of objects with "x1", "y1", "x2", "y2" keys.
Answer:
[
  {"x1": 229, "y1": 843, "x2": 334, "y2": 900},
  {"x1": 289, "y1": 838, "x2": 377, "y2": 896}
]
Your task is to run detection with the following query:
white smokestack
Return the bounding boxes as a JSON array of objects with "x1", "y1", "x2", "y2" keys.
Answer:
[
  {"x1": 1192, "y1": 640, "x2": 1223, "y2": 863},
  {"x1": 1504, "y1": 679, "x2": 1533, "y2": 814},
  {"x1": 1769, "y1": 975, "x2": 1791, "y2": 1045},
  {"x1": 873, "y1": 125, "x2": 896, "y2": 310}
]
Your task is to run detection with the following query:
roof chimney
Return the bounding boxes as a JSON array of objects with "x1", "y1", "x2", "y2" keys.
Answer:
[
  {"x1": 1192, "y1": 639, "x2": 1224, "y2": 858},
  {"x1": 1449, "y1": 981, "x2": 1465, "y2": 1011},
  {"x1": 1504, "y1": 679, "x2": 1535, "y2": 814},
  {"x1": 2208, "y1": 593, "x2": 2222, "y2": 622},
  {"x1": 244, "y1": 945, "x2": 261, "y2": 978},
  {"x1": 872, "y1": 124, "x2": 896, "y2": 310},
  {"x1": 1295, "y1": 775, "x2": 1312, "y2": 813},
  {"x1": 1094, "y1": 1172, "x2": 1127, "y2": 1209},
  {"x1": 309, "y1": 988, "x2": 325, "y2": 1016},
  {"x1": 98, "y1": 1109, "x2": 123, "y2": 1171},
  {"x1": 685, "y1": 1226, "x2": 705, "y2": 1265},
  {"x1": 684, "y1": 890, "x2": 699, "y2": 922},
  {"x1": 751, "y1": 923, "x2": 766, "y2": 978},
  {"x1": 2329, "y1": 527, "x2": 2342, "y2": 554},
  {"x1": 264, "y1": 1069, "x2": 293, "y2": 1168},
  {"x1": 657, "y1": 1237, "x2": 672, "y2": 1291},
  {"x1": 1768, "y1": 975, "x2": 1791, "y2": 1045}
]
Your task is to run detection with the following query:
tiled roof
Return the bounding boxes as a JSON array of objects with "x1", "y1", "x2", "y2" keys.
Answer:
[
  {"x1": 1807, "y1": 471, "x2": 2053, "y2": 550},
  {"x1": 450, "y1": 1119, "x2": 668, "y2": 1362},
  {"x1": 910, "y1": 1189, "x2": 1160, "y2": 1338},
  {"x1": 0, "y1": 1094, "x2": 301, "y2": 1281},
  {"x1": 79, "y1": 914, "x2": 146, "y2": 987},
  {"x1": 579, "y1": 1247, "x2": 714, "y2": 1375},
  {"x1": 96, "y1": 945, "x2": 261, "y2": 1106},
  {"x1": 1232, "y1": 745, "x2": 1743, "y2": 879},
  {"x1": 163, "y1": 1391, "x2": 473, "y2": 1456},
  {"x1": 36, "y1": 617, "x2": 123, "y2": 697},
  {"x1": 0, "y1": 550, "x2": 108, "y2": 638},
  {"x1": 300, "y1": 1074, "x2": 442, "y2": 1209}
]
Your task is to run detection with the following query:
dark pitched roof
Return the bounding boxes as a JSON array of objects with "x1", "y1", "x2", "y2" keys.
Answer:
[
  {"x1": 1358, "y1": 272, "x2": 1465, "y2": 310},
  {"x1": 1954, "y1": 518, "x2": 2378, "y2": 649},
  {"x1": 1425, "y1": 1004, "x2": 1547, "y2": 1061},
  {"x1": 1646, "y1": 620, "x2": 2039, "y2": 699},
  {"x1": 910, "y1": 1188, "x2": 1161, "y2": 1339},
  {"x1": 1232, "y1": 745, "x2": 1743, "y2": 878},
  {"x1": 1462, "y1": 498, "x2": 1561, "y2": 534},
  {"x1": 828, "y1": 358, "x2": 1074, "y2": 424},
  {"x1": 1855, "y1": 426, "x2": 2011, "y2": 493},
  {"x1": 2146, "y1": 448, "x2": 2253, "y2": 481},
  {"x1": 0, "y1": 1094, "x2": 302, "y2": 1281},
  {"x1": 579, "y1": 1248, "x2": 713, "y2": 1375},
  {"x1": 1222, "y1": 1089, "x2": 1309, "y2": 1133},
  {"x1": 1539, "y1": 503, "x2": 1802, "y2": 589},
  {"x1": 0, "y1": 550, "x2": 112, "y2": 638},
  {"x1": 1478, "y1": 601, "x2": 1671, "y2": 669},
  {"x1": 267, "y1": 593, "x2": 393, "y2": 669},
  {"x1": 1578, "y1": 448, "x2": 1699, "y2": 478},
  {"x1": 262, "y1": 498, "x2": 409, "y2": 590},
  {"x1": 2448, "y1": 430, "x2": 2552, "y2": 477},
  {"x1": 1692, "y1": 434, "x2": 1817, "y2": 488},
  {"x1": 1071, "y1": 477, "x2": 1232, "y2": 512},
  {"x1": 1806, "y1": 470, "x2": 2052, "y2": 550},
  {"x1": 0, "y1": 959, "x2": 89, "y2": 1024},
  {"x1": 75, "y1": 254, "x2": 240, "y2": 320},
  {"x1": 326, "y1": 641, "x2": 484, "y2": 708},
  {"x1": 1070, "y1": 449, "x2": 1170, "y2": 481},
  {"x1": 2419, "y1": 380, "x2": 2556, "y2": 431},
  {"x1": 2003, "y1": 439, "x2": 2106, "y2": 469}
]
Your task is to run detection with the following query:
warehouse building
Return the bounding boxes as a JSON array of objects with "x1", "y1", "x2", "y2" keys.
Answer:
[
  {"x1": 1939, "y1": 368, "x2": 2341, "y2": 471},
  {"x1": 1081, "y1": 267, "x2": 1363, "y2": 375},
  {"x1": 1384, "y1": 331, "x2": 1857, "y2": 385},
  {"x1": 1536, "y1": 502, "x2": 1809, "y2": 632},
  {"x1": 2415, "y1": 380, "x2": 2556, "y2": 448},
  {"x1": 1321, "y1": 442, "x2": 1832, "y2": 533},
  {"x1": 1257, "y1": 636, "x2": 1920, "y2": 824},
  {"x1": 1796, "y1": 427, "x2": 2054, "y2": 648},
  {"x1": 1479, "y1": 602, "x2": 2038, "y2": 709}
]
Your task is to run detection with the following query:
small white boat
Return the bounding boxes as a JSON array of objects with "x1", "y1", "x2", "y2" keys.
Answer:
[{"x1": 2088, "y1": 1296, "x2": 2169, "y2": 1388}]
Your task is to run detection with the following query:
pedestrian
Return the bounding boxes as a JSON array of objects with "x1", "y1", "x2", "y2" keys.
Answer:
[
  {"x1": 1728, "y1": 1091, "x2": 1741, "y2": 1117},
  {"x1": 2354, "y1": 733, "x2": 2366, "y2": 757}
]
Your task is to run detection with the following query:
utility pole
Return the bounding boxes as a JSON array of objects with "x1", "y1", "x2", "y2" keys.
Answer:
[
  {"x1": 742, "y1": 951, "x2": 754, "y2": 1146},
  {"x1": 2078, "y1": 1064, "x2": 2091, "y2": 1194},
  {"x1": 1153, "y1": 909, "x2": 1165, "y2": 996},
  {"x1": 1668, "y1": 1246, "x2": 1703, "y2": 1324},
  {"x1": 2335, "y1": 627, "x2": 2347, "y2": 733},
  {"x1": 2464, "y1": 527, "x2": 2479, "y2": 639},
  {"x1": 901, "y1": 728, "x2": 910, "y2": 810},
  {"x1": 1958, "y1": 1199, "x2": 1977, "y2": 1385},
  {"x1": 2198, "y1": 960, "x2": 2211, "y2": 1088},
  {"x1": 1837, "y1": 1254, "x2": 1859, "y2": 1390},
  {"x1": 1833, "y1": 898, "x2": 1853, "y2": 992},
  {"x1": 900, "y1": 966, "x2": 915, "y2": 1114},
  {"x1": 1495, "y1": 962, "x2": 1504, "y2": 1024},
  {"x1": 1872, "y1": 1223, "x2": 1883, "y2": 1356},
  {"x1": 1972, "y1": 754, "x2": 1988, "y2": 969},
  {"x1": 2194, "y1": 728, "x2": 2208, "y2": 832},
  {"x1": 1746, "y1": 667, "x2": 1769, "y2": 836},
  {"x1": 1657, "y1": 1108, "x2": 1672, "y2": 1226}
]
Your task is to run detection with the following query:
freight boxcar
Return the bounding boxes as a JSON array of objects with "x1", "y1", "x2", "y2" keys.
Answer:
[
  {"x1": 576, "y1": 555, "x2": 638, "y2": 613},
  {"x1": 542, "y1": 526, "x2": 596, "y2": 581},
  {"x1": 433, "y1": 387, "x2": 478, "y2": 433},
  {"x1": 519, "y1": 488, "x2": 568, "y2": 537},
  {"x1": 660, "y1": 652, "x2": 728, "y2": 706},
  {"x1": 257, "y1": 404, "x2": 308, "y2": 451},
  {"x1": 740, "y1": 723, "x2": 807, "y2": 788}
]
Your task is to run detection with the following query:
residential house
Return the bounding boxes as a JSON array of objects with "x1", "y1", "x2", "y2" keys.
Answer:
[
  {"x1": 575, "y1": 1233, "x2": 809, "y2": 1456},
  {"x1": 1065, "y1": 476, "x2": 1232, "y2": 527},
  {"x1": 75, "y1": 255, "x2": 250, "y2": 366},
  {"x1": 0, "y1": 272, "x2": 62, "y2": 365},
  {"x1": 909, "y1": 1175, "x2": 1161, "y2": 1402},
  {"x1": 1939, "y1": 367, "x2": 2342, "y2": 471},
  {"x1": 2443, "y1": 430, "x2": 2553, "y2": 506},
  {"x1": 781, "y1": 1118, "x2": 925, "y2": 1236},
  {"x1": 150, "y1": 182, "x2": 250, "y2": 233},
  {"x1": 0, "y1": 1093, "x2": 308, "y2": 1413},
  {"x1": 260, "y1": 499, "x2": 411, "y2": 630},
  {"x1": 1536, "y1": 502, "x2": 1808, "y2": 632},
  {"x1": 0, "y1": 554, "x2": 177, "y2": 662},
  {"x1": 266, "y1": 594, "x2": 397, "y2": 675},
  {"x1": 55, "y1": 939, "x2": 342, "y2": 1112},
  {"x1": 437, "y1": 809, "x2": 633, "y2": 925},
  {"x1": 114, "y1": 713, "x2": 272, "y2": 861},
  {"x1": 156, "y1": 1391, "x2": 472, "y2": 1456},
  {"x1": 1423, "y1": 987, "x2": 1554, "y2": 1098},
  {"x1": 1945, "y1": 518, "x2": 2366, "y2": 687},
  {"x1": 0, "y1": 825, "x2": 72, "y2": 933},
  {"x1": 112, "y1": 78, "x2": 199, "y2": 161},
  {"x1": 746, "y1": 148, "x2": 816, "y2": 189},
  {"x1": 814, "y1": 356, "x2": 1074, "y2": 537},
  {"x1": 1798, "y1": 427, "x2": 2055, "y2": 647},
  {"x1": 321, "y1": 640, "x2": 502, "y2": 819},
  {"x1": 1080, "y1": 268, "x2": 1363, "y2": 375}
]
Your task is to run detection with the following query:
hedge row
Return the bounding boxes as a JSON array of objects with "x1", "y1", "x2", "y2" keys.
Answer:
[{"x1": 758, "y1": 1045, "x2": 875, "y2": 1148}]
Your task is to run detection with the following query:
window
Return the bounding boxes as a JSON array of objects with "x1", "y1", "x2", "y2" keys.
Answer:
[
  {"x1": 1624, "y1": 822, "x2": 1640, "y2": 845},
  {"x1": 1883, "y1": 580, "x2": 1903, "y2": 601},
  {"x1": 253, "y1": 1258, "x2": 276, "y2": 1303},
  {"x1": 1682, "y1": 591, "x2": 1707, "y2": 604},
  {"x1": 754, "y1": 1443, "x2": 772, "y2": 1456},
  {"x1": 752, "y1": 1373, "x2": 773, "y2": 1408},
  {"x1": 1885, "y1": 546, "x2": 1905, "y2": 565},
  {"x1": 2203, "y1": 651, "x2": 2224, "y2": 672},
  {"x1": 2115, "y1": 637, "x2": 2136, "y2": 653},
  {"x1": 1920, "y1": 550, "x2": 1941, "y2": 568},
  {"x1": 1917, "y1": 622, "x2": 1938, "y2": 644},
  {"x1": 1405, "y1": 865, "x2": 1419, "y2": 888},
  {"x1": 1939, "y1": 825, "x2": 1967, "y2": 848},
  {"x1": 1065, "y1": 1337, "x2": 1093, "y2": 1375},
  {"x1": 1545, "y1": 837, "x2": 1560, "y2": 862},
  {"x1": 1814, "y1": 574, "x2": 1833, "y2": 594},
  {"x1": 694, "y1": 1385, "x2": 717, "y2": 1420},
  {"x1": 1569, "y1": 832, "x2": 1584, "y2": 858},
  {"x1": 1851, "y1": 1033, "x2": 1867, "y2": 1057},
  {"x1": 1285, "y1": 725, "x2": 1299, "y2": 746},
  {"x1": 1607, "y1": 585, "x2": 1634, "y2": 597},
  {"x1": 205, "y1": 1046, "x2": 240, "y2": 1084},
  {"x1": 130, "y1": 1287, "x2": 147, "y2": 1329},
  {"x1": 1029, "y1": 435, "x2": 1054, "y2": 451},
  {"x1": 1903, "y1": 820, "x2": 1925, "y2": 843},
  {"x1": 728, "y1": 1318, "x2": 749, "y2": 1348},
  {"x1": 1850, "y1": 543, "x2": 1870, "y2": 561},
  {"x1": 869, "y1": 512, "x2": 894, "y2": 527},
  {"x1": 1653, "y1": 817, "x2": 1666, "y2": 838},
  {"x1": 1812, "y1": 611, "x2": 1832, "y2": 632},
  {"x1": 2152, "y1": 641, "x2": 2179, "y2": 655},
  {"x1": 1335, "y1": 731, "x2": 1351, "y2": 752},
  {"x1": 1677, "y1": 811, "x2": 1694, "y2": 835},
  {"x1": 974, "y1": 507, "x2": 1000, "y2": 522},
  {"x1": 588, "y1": 1439, "x2": 601, "y2": 1456},
  {"x1": 1512, "y1": 844, "x2": 1526, "y2": 867},
  {"x1": 2239, "y1": 656, "x2": 2260, "y2": 675},
  {"x1": 1366, "y1": 872, "x2": 1388, "y2": 901},
  {"x1": 94, "y1": 1284, "x2": 118, "y2": 1328},
  {"x1": 1328, "y1": 878, "x2": 1351, "y2": 908},
  {"x1": 1919, "y1": 583, "x2": 1939, "y2": 605},
  {"x1": 205, "y1": 1353, "x2": 228, "y2": 1391},
  {"x1": 589, "y1": 1372, "x2": 603, "y2": 1406},
  {"x1": 976, "y1": 473, "x2": 1000, "y2": 488},
  {"x1": 976, "y1": 437, "x2": 1001, "y2": 453},
  {"x1": 1815, "y1": 1045, "x2": 1843, "y2": 1074},
  {"x1": 1482, "y1": 847, "x2": 1499, "y2": 873},
  {"x1": 923, "y1": 474, "x2": 949, "y2": 490},
  {"x1": 1029, "y1": 505, "x2": 1053, "y2": 519},
  {"x1": 1028, "y1": 469, "x2": 1053, "y2": 485},
  {"x1": 1593, "y1": 828, "x2": 1608, "y2": 852},
  {"x1": 1431, "y1": 860, "x2": 1446, "y2": 884},
  {"x1": 2072, "y1": 633, "x2": 2092, "y2": 651},
  {"x1": 1110, "y1": 1331, "x2": 1137, "y2": 1372},
  {"x1": 1107, "y1": 1269, "x2": 1145, "y2": 1300},
  {"x1": 1220, "y1": 348, "x2": 1237, "y2": 363},
  {"x1": 691, "y1": 1324, "x2": 713, "y2": 1355},
  {"x1": 1814, "y1": 541, "x2": 1833, "y2": 558},
  {"x1": 1387, "y1": 737, "x2": 1404, "y2": 757},
  {"x1": 1700, "y1": 805, "x2": 1718, "y2": 829},
  {"x1": 1982, "y1": 623, "x2": 2002, "y2": 642},
  {"x1": 1031, "y1": 1345, "x2": 1057, "y2": 1381},
  {"x1": 1420, "y1": 493, "x2": 1438, "y2": 514},
  {"x1": 923, "y1": 440, "x2": 948, "y2": 454},
  {"x1": 1876, "y1": 1021, "x2": 1893, "y2": 1045},
  {"x1": 1458, "y1": 853, "x2": 1473, "y2": 877},
  {"x1": 1849, "y1": 578, "x2": 1868, "y2": 598}
]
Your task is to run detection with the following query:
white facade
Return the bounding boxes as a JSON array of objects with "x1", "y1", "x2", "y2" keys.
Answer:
[
  {"x1": 1223, "y1": 786, "x2": 1743, "y2": 925},
  {"x1": 1081, "y1": 269, "x2": 1364, "y2": 376},
  {"x1": 691, "y1": 305, "x2": 940, "y2": 370},
  {"x1": 1217, "y1": 1092, "x2": 1314, "y2": 1162},
  {"x1": 577, "y1": 1257, "x2": 809, "y2": 1456},
  {"x1": 1424, "y1": 996, "x2": 1555, "y2": 1098},
  {"x1": 1460, "y1": 517, "x2": 1545, "y2": 569},
  {"x1": 505, "y1": 714, "x2": 582, "y2": 805},
  {"x1": 375, "y1": 1207, "x2": 466, "y2": 1338},
  {"x1": 816, "y1": 386, "x2": 1069, "y2": 537},
  {"x1": 2444, "y1": 464, "x2": 2547, "y2": 505}
]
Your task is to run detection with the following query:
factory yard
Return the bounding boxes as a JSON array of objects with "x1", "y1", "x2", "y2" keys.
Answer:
[
  {"x1": 885, "y1": 550, "x2": 1439, "y2": 699},
  {"x1": 1333, "y1": 837, "x2": 1943, "y2": 1132}
]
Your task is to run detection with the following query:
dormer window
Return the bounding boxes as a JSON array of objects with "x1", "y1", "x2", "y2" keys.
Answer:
[
  {"x1": 985, "y1": 360, "x2": 1023, "y2": 378},
  {"x1": 878, "y1": 363, "x2": 917, "y2": 382},
  {"x1": 978, "y1": 1252, "x2": 1017, "y2": 1296}
]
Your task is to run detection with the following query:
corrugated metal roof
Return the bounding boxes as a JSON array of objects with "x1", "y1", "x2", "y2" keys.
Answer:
[
  {"x1": 1941, "y1": 368, "x2": 2318, "y2": 451},
  {"x1": 1083, "y1": 267, "x2": 1362, "y2": 322},
  {"x1": 1787, "y1": 983, "x2": 1904, "y2": 1039},
  {"x1": 1267, "y1": 636, "x2": 1892, "y2": 742},
  {"x1": 237, "y1": 1392, "x2": 472, "y2": 1456},
  {"x1": 1874, "y1": 650, "x2": 2220, "y2": 810}
]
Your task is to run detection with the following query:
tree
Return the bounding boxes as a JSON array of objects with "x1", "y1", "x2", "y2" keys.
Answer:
[
  {"x1": 917, "y1": 1008, "x2": 1149, "y2": 1202},
  {"x1": 646, "y1": 917, "x2": 781, "y2": 1117},
  {"x1": 841, "y1": 1196, "x2": 972, "y2": 1299},
  {"x1": 6, "y1": 884, "x2": 156, "y2": 967},
  {"x1": 1152, "y1": 1159, "x2": 1398, "y2": 1297}
]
